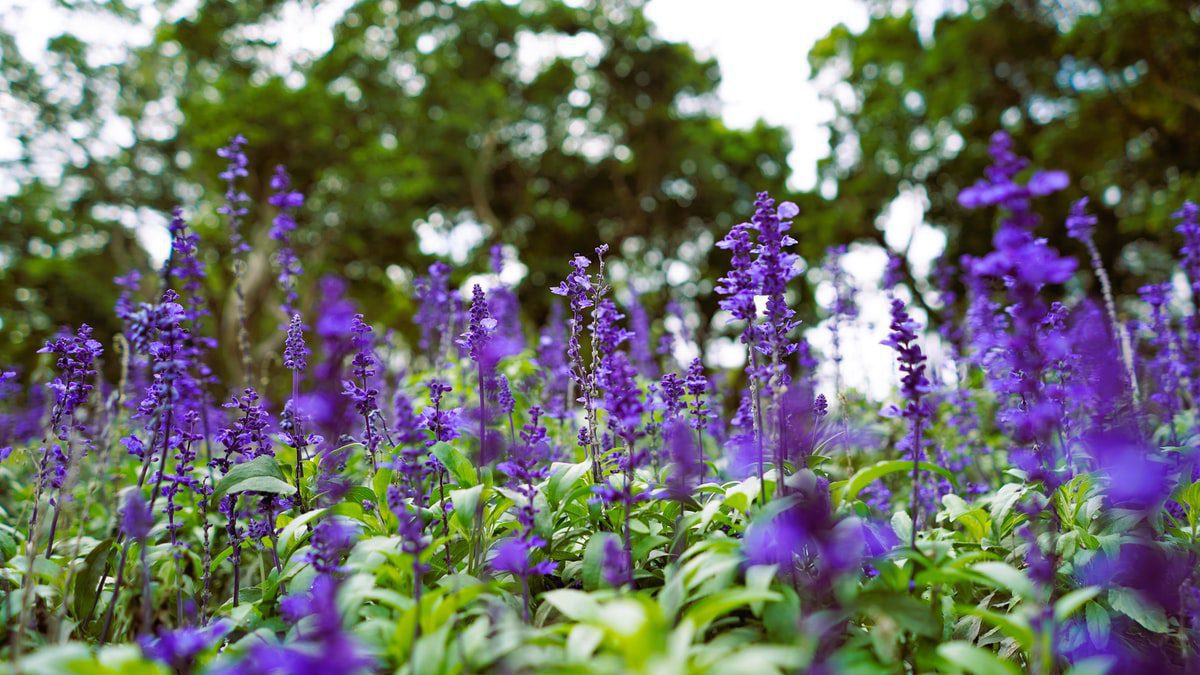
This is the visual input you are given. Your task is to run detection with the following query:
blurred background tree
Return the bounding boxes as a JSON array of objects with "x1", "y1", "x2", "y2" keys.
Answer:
[
  {"x1": 2, "y1": 0, "x2": 792, "y2": 380},
  {"x1": 807, "y1": 0, "x2": 1200, "y2": 302},
  {"x1": 2, "y1": 0, "x2": 1197, "y2": 381}
]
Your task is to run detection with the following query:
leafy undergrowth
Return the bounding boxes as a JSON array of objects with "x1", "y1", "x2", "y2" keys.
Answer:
[{"x1": 1, "y1": 132, "x2": 1198, "y2": 674}]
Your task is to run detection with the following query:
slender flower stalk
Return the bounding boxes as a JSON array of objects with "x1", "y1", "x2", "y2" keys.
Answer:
[
  {"x1": 459, "y1": 285, "x2": 497, "y2": 572},
  {"x1": 715, "y1": 218, "x2": 766, "y2": 501},
  {"x1": 551, "y1": 250, "x2": 600, "y2": 480},
  {"x1": 344, "y1": 314, "x2": 381, "y2": 472},
  {"x1": 422, "y1": 379, "x2": 460, "y2": 570},
  {"x1": 684, "y1": 357, "x2": 710, "y2": 477},
  {"x1": 30, "y1": 324, "x2": 103, "y2": 558},
  {"x1": 595, "y1": 351, "x2": 647, "y2": 586},
  {"x1": 881, "y1": 298, "x2": 932, "y2": 549},
  {"x1": 216, "y1": 134, "x2": 253, "y2": 384},
  {"x1": 100, "y1": 489, "x2": 154, "y2": 643},
  {"x1": 283, "y1": 314, "x2": 310, "y2": 507},
  {"x1": 495, "y1": 406, "x2": 556, "y2": 621},
  {"x1": 268, "y1": 165, "x2": 305, "y2": 320},
  {"x1": 1065, "y1": 198, "x2": 1138, "y2": 401}
]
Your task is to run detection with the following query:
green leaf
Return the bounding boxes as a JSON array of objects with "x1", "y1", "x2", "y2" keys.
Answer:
[
  {"x1": 583, "y1": 532, "x2": 621, "y2": 591},
  {"x1": 566, "y1": 624, "x2": 604, "y2": 662},
  {"x1": 72, "y1": 538, "x2": 113, "y2": 621},
  {"x1": 543, "y1": 589, "x2": 600, "y2": 622},
  {"x1": 1085, "y1": 603, "x2": 1111, "y2": 647},
  {"x1": 279, "y1": 508, "x2": 327, "y2": 556},
  {"x1": 840, "y1": 460, "x2": 957, "y2": 503},
  {"x1": 1108, "y1": 588, "x2": 1170, "y2": 634},
  {"x1": 1055, "y1": 586, "x2": 1101, "y2": 621},
  {"x1": 345, "y1": 486, "x2": 377, "y2": 506},
  {"x1": 937, "y1": 641, "x2": 1022, "y2": 675},
  {"x1": 212, "y1": 456, "x2": 296, "y2": 502},
  {"x1": 682, "y1": 588, "x2": 780, "y2": 633},
  {"x1": 989, "y1": 483, "x2": 1027, "y2": 524},
  {"x1": 450, "y1": 485, "x2": 483, "y2": 531},
  {"x1": 891, "y1": 510, "x2": 913, "y2": 545},
  {"x1": 745, "y1": 564, "x2": 777, "y2": 615},
  {"x1": 971, "y1": 562, "x2": 1037, "y2": 600},
  {"x1": 547, "y1": 459, "x2": 591, "y2": 504},
  {"x1": 942, "y1": 494, "x2": 991, "y2": 541},
  {"x1": 962, "y1": 606, "x2": 1034, "y2": 650},
  {"x1": 0, "y1": 529, "x2": 17, "y2": 562},
  {"x1": 431, "y1": 442, "x2": 477, "y2": 486}
]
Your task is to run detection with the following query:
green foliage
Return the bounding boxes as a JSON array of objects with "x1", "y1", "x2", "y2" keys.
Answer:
[{"x1": 808, "y1": 0, "x2": 1200, "y2": 300}]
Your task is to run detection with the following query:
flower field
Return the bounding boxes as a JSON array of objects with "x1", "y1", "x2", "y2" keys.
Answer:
[{"x1": 1, "y1": 129, "x2": 1198, "y2": 674}]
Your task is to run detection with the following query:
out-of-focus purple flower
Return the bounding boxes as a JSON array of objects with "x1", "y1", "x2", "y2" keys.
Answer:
[
  {"x1": 121, "y1": 490, "x2": 154, "y2": 540},
  {"x1": 1088, "y1": 431, "x2": 1170, "y2": 512},
  {"x1": 414, "y1": 262, "x2": 453, "y2": 359},
  {"x1": 957, "y1": 131, "x2": 1067, "y2": 212},
  {"x1": 1138, "y1": 283, "x2": 1186, "y2": 427},
  {"x1": 216, "y1": 134, "x2": 251, "y2": 254},
  {"x1": 625, "y1": 288, "x2": 657, "y2": 377},
  {"x1": 305, "y1": 518, "x2": 357, "y2": 576},
  {"x1": 496, "y1": 375, "x2": 515, "y2": 416},
  {"x1": 601, "y1": 535, "x2": 630, "y2": 588},
  {"x1": 1065, "y1": 197, "x2": 1097, "y2": 242},
  {"x1": 600, "y1": 351, "x2": 644, "y2": 447},
  {"x1": 114, "y1": 270, "x2": 143, "y2": 322},
  {"x1": 167, "y1": 208, "x2": 209, "y2": 324},
  {"x1": 391, "y1": 389, "x2": 425, "y2": 446},
  {"x1": 268, "y1": 165, "x2": 306, "y2": 318},
  {"x1": 960, "y1": 132, "x2": 1076, "y2": 484},
  {"x1": 882, "y1": 252, "x2": 904, "y2": 291},
  {"x1": 1176, "y1": 201, "x2": 1200, "y2": 299},
  {"x1": 742, "y1": 472, "x2": 862, "y2": 583},
  {"x1": 824, "y1": 245, "x2": 858, "y2": 397},
  {"x1": 233, "y1": 575, "x2": 373, "y2": 675},
  {"x1": 660, "y1": 420, "x2": 700, "y2": 501},
  {"x1": 140, "y1": 619, "x2": 231, "y2": 673}
]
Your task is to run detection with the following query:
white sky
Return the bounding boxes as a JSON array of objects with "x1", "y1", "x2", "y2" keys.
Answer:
[
  {"x1": 3, "y1": 0, "x2": 946, "y2": 399},
  {"x1": 646, "y1": 0, "x2": 870, "y2": 192}
]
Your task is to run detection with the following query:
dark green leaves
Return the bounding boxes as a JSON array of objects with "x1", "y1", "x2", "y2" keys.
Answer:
[{"x1": 212, "y1": 456, "x2": 296, "y2": 503}]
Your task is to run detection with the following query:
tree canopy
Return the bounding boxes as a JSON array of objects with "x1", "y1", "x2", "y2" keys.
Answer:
[
  {"x1": 1, "y1": 0, "x2": 792, "y2": 378},
  {"x1": 807, "y1": 0, "x2": 1200, "y2": 299}
]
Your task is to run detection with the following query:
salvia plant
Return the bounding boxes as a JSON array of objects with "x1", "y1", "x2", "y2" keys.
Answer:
[{"x1": 0, "y1": 129, "x2": 1198, "y2": 675}]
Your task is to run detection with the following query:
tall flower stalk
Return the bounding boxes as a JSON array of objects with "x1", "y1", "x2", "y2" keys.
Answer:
[
  {"x1": 495, "y1": 406, "x2": 556, "y2": 621},
  {"x1": 216, "y1": 134, "x2": 253, "y2": 384},
  {"x1": 268, "y1": 165, "x2": 305, "y2": 320},
  {"x1": 882, "y1": 298, "x2": 931, "y2": 549},
  {"x1": 715, "y1": 218, "x2": 767, "y2": 501},
  {"x1": 551, "y1": 251, "x2": 599, "y2": 479},
  {"x1": 1065, "y1": 198, "x2": 1138, "y2": 401},
  {"x1": 459, "y1": 285, "x2": 496, "y2": 572},
  {"x1": 283, "y1": 314, "x2": 311, "y2": 508},
  {"x1": 344, "y1": 314, "x2": 381, "y2": 473}
]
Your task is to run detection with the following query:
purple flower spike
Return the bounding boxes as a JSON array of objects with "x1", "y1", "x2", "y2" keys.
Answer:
[{"x1": 122, "y1": 490, "x2": 154, "y2": 541}]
